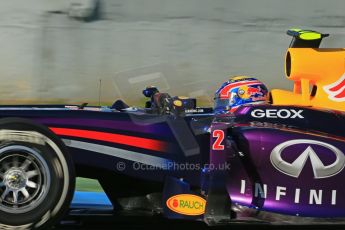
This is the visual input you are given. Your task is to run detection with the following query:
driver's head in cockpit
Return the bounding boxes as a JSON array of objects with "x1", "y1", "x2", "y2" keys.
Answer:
[{"x1": 214, "y1": 76, "x2": 269, "y2": 114}]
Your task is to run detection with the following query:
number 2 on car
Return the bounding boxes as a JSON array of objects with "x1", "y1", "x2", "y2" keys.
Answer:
[{"x1": 212, "y1": 130, "x2": 225, "y2": 150}]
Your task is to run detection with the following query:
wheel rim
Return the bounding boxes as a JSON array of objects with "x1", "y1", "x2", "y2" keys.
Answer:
[{"x1": 0, "y1": 145, "x2": 51, "y2": 213}]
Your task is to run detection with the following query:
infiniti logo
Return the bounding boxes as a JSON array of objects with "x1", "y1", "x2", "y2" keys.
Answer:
[{"x1": 270, "y1": 139, "x2": 345, "y2": 179}]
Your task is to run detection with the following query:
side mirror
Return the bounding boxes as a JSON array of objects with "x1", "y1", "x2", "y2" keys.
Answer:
[{"x1": 143, "y1": 86, "x2": 159, "y2": 98}]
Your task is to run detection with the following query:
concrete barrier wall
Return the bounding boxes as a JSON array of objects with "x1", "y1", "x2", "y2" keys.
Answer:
[{"x1": 0, "y1": 0, "x2": 345, "y2": 105}]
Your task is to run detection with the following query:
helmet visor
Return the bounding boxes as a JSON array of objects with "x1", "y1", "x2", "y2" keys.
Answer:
[{"x1": 214, "y1": 97, "x2": 230, "y2": 112}]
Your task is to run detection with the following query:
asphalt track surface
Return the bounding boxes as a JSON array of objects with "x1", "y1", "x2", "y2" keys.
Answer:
[
  {"x1": 53, "y1": 192, "x2": 345, "y2": 230},
  {"x1": 56, "y1": 213, "x2": 345, "y2": 230}
]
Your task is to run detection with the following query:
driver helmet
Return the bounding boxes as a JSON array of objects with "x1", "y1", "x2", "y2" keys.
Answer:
[{"x1": 214, "y1": 76, "x2": 268, "y2": 113}]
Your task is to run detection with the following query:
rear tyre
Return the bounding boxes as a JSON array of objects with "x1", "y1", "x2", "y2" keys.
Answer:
[{"x1": 0, "y1": 118, "x2": 75, "y2": 230}]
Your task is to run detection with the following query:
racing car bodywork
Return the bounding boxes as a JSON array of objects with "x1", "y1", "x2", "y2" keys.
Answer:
[
  {"x1": 0, "y1": 105, "x2": 214, "y2": 229},
  {"x1": 211, "y1": 105, "x2": 345, "y2": 221},
  {"x1": 0, "y1": 29, "x2": 345, "y2": 229},
  {"x1": 206, "y1": 29, "x2": 345, "y2": 224}
]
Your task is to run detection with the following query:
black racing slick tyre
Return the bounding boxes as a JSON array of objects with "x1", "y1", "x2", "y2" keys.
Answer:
[{"x1": 0, "y1": 118, "x2": 75, "y2": 230}]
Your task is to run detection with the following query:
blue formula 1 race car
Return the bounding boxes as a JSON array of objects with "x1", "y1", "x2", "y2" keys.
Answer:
[{"x1": 1, "y1": 29, "x2": 345, "y2": 229}]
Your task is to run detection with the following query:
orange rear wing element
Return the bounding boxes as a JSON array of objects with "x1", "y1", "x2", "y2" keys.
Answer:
[{"x1": 271, "y1": 29, "x2": 345, "y2": 112}]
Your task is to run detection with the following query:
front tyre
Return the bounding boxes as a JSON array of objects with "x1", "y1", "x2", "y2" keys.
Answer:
[{"x1": 0, "y1": 118, "x2": 75, "y2": 230}]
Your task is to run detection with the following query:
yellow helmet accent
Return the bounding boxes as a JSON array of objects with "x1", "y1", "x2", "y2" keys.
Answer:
[
  {"x1": 231, "y1": 76, "x2": 249, "y2": 81},
  {"x1": 237, "y1": 85, "x2": 251, "y2": 99}
]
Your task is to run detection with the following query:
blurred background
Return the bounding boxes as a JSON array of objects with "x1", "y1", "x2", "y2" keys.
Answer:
[
  {"x1": 1, "y1": 0, "x2": 345, "y2": 193},
  {"x1": 1, "y1": 0, "x2": 345, "y2": 106}
]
